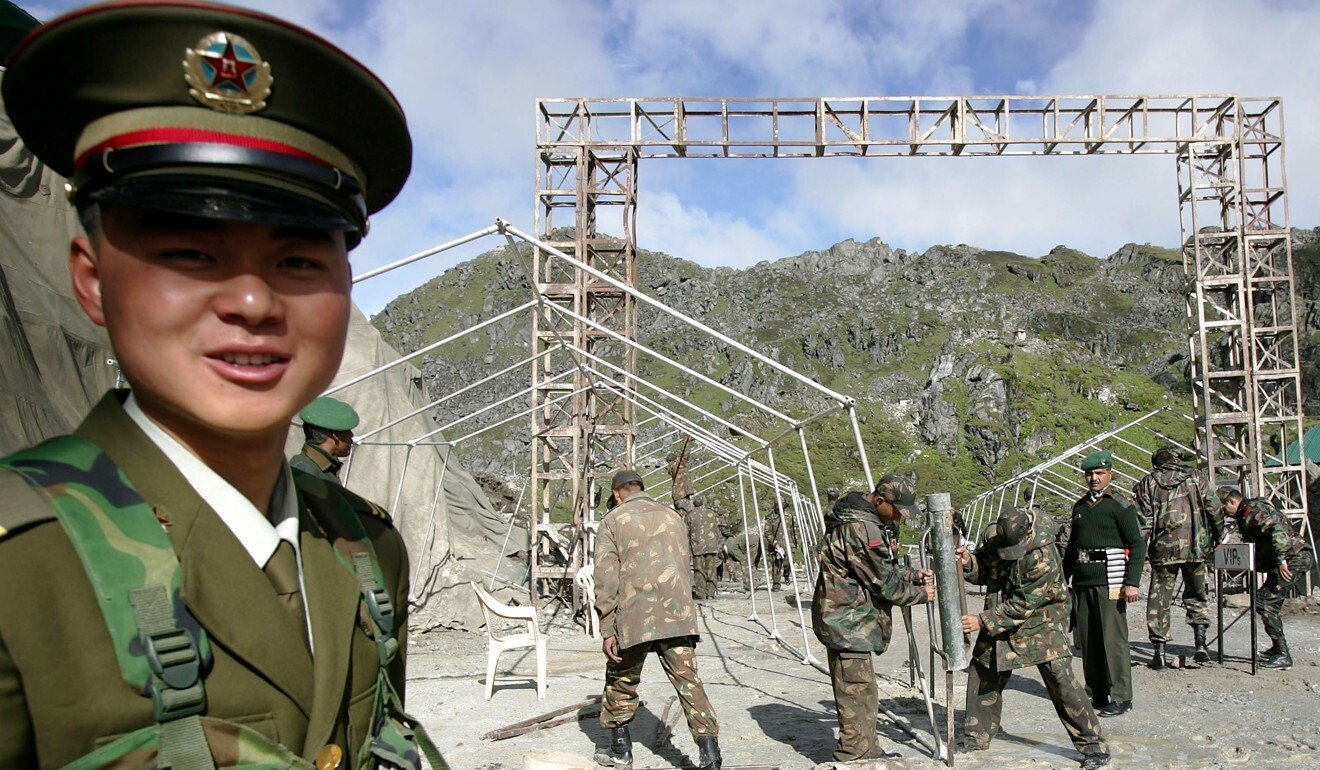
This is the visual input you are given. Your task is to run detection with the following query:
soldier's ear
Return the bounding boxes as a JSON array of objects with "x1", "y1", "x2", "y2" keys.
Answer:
[{"x1": 70, "y1": 236, "x2": 106, "y2": 327}]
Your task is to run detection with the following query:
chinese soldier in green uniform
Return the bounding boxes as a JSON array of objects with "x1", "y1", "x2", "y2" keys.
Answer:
[
  {"x1": 0, "y1": 2, "x2": 441, "y2": 767},
  {"x1": 1218, "y1": 487, "x2": 1315, "y2": 669},
  {"x1": 812, "y1": 476, "x2": 934, "y2": 761},
  {"x1": 958, "y1": 507, "x2": 1110, "y2": 769},
  {"x1": 594, "y1": 470, "x2": 721, "y2": 770},
  {"x1": 291, "y1": 395, "x2": 359, "y2": 483},
  {"x1": 1134, "y1": 445, "x2": 1223, "y2": 668},
  {"x1": 1064, "y1": 450, "x2": 1146, "y2": 717}
]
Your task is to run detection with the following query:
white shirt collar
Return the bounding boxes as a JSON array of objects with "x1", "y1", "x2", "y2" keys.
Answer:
[{"x1": 121, "y1": 392, "x2": 300, "y2": 567}]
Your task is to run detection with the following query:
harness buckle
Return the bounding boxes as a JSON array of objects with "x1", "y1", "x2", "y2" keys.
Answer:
[{"x1": 144, "y1": 628, "x2": 206, "y2": 720}]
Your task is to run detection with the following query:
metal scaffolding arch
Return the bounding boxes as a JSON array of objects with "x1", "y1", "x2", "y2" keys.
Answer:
[{"x1": 534, "y1": 93, "x2": 1314, "y2": 592}]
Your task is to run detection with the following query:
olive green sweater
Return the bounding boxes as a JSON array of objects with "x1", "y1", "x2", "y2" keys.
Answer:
[{"x1": 1064, "y1": 490, "x2": 1146, "y2": 587}]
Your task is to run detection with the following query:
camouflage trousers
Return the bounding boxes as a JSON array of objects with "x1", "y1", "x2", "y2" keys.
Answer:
[
  {"x1": 1146, "y1": 561, "x2": 1210, "y2": 643},
  {"x1": 1257, "y1": 550, "x2": 1315, "y2": 640},
  {"x1": 1073, "y1": 587, "x2": 1132, "y2": 704},
  {"x1": 826, "y1": 649, "x2": 891, "y2": 761},
  {"x1": 964, "y1": 656, "x2": 1107, "y2": 756},
  {"x1": 600, "y1": 636, "x2": 718, "y2": 739},
  {"x1": 692, "y1": 553, "x2": 719, "y2": 599}
]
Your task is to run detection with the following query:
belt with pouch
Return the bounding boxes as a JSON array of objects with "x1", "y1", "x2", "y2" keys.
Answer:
[{"x1": 1074, "y1": 548, "x2": 1110, "y2": 564}]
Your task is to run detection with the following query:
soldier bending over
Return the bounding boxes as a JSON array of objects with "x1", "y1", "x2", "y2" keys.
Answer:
[{"x1": 959, "y1": 507, "x2": 1110, "y2": 769}]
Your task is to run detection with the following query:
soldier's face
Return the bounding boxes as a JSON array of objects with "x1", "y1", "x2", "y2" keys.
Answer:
[
  {"x1": 1223, "y1": 496, "x2": 1242, "y2": 517},
  {"x1": 1084, "y1": 467, "x2": 1113, "y2": 491},
  {"x1": 70, "y1": 204, "x2": 351, "y2": 447},
  {"x1": 872, "y1": 494, "x2": 901, "y2": 522}
]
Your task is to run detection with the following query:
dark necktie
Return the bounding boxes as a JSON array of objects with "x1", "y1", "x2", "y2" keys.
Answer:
[{"x1": 264, "y1": 539, "x2": 310, "y2": 649}]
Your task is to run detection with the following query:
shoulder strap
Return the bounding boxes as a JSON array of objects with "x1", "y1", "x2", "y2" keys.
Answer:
[
  {"x1": 292, "y1": 469, "x2": 449, "y2": 770},
  {"x1": 0, "y1": 435, "x2": 215, "y2": 769}
]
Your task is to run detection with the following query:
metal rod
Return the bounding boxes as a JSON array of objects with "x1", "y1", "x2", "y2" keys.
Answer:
[{"x1": 352, "y1": 224, "x2": 501, "y2": 283}]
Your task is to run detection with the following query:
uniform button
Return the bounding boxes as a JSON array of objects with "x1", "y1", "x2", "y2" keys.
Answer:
[{"x1": 316, "y1": 743, "x2": 343, "y2": 770}]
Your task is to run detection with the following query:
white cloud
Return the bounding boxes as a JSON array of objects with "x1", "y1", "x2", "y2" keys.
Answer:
[{"x1": 639, "y1": 190, "x2": 806, "y2": 268}]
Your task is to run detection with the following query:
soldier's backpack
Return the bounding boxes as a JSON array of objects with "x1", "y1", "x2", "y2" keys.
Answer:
[{"x1": 0, "y1": 435, "x2": 447, "y2": 770}]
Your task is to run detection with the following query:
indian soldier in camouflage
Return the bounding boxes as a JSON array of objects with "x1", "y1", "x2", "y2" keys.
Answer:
[
  {"x1": 689, "y1": 496, "x2": 723, "y2": 600},
  {"x1": 1064, "y1": 450, "x2": 1146, "y2": 718},
  {"x1": 594, "y1": 470, "x2": 721, "y2": 770},
  {"x1": 1134, "y1": 445, "x2": 1224, "y2": 667},
  {"x1": 763, "y1": 503, "x2": 789, "y2": 590},
  {"x1": 812, "y1": 476, "x2": 934, "y2": 761},
  {"x1": 1218, "y1": 488, "x2": 1315, "y2": 670},
  {"x1": 666, "y1": 442, "x2": 696, "y2": 508},
  {"x1": 958, "y1": 508, "x2": 1110, "y2": 769}
]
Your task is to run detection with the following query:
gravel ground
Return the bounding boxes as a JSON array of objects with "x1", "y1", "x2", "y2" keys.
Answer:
[{"x1": 406, "y1": 582, "x2": 1320, "y2": 769}]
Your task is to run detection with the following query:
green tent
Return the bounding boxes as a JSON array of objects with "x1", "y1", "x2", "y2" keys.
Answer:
[{"x1": 1273, "y1": 423, "x2": 1320, "y2": 467}]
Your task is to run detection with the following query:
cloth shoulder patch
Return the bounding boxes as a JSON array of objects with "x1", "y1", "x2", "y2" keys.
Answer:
[{"x1": 861, "y1": 520, "x2": 891, "y2": 550}]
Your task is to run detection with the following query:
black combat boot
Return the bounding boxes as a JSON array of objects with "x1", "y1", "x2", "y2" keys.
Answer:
[
  {"x1": 697, "y1": 735, "x2": 722, "y2": 770},
  {"x1": 1192, "y1": 625, "x2": 1211, "y2": 664},
  {"x1": 1257, "y1": 637, "x2": 1281, "y2": 660},
  {"x1": 1147, "y1": 642, "x2": 1169, "y2": 670},
  {"x1": 1260, "y1": 636, "x2": 1293, "y2": 670},
  {"x1": 594, "y1": 725, "x2": 633, "y2": 769},
  {"x1": 1080, "y1": 752, "x2": 1112, "y2": 769}
]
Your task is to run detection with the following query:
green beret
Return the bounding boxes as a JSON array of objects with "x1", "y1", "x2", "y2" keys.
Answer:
[
  {"x1": 1079, "y1": 450, "x2": 1113, "y2": 471},
  {"x1": 300, "y1": 396, "x2": 358, "y2": 431},
  {"x1": 2, "y1": 1, "x2": 411, "y2": 245}
]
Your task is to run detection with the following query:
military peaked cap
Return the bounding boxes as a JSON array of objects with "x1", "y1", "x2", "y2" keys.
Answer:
[
  {"x1": 2, "y1": 0, "x2": 411, "y2": 244},
  {"x1": 874, "y1": 474, "x2": 919, "y2": 518},
  {"x1": 299, "y1": 396, "x2": 358, "y2": 431},
  {"x1": 1079, "y1": 450, "x2": 1113, "y2": 471}
]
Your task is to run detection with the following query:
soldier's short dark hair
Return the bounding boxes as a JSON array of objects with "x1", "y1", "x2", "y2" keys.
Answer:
[{"x1": 304, "y1": 424, "x2": 333, "y2": 445}]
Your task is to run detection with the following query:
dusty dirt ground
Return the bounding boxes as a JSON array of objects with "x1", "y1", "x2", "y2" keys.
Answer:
[{"x1": 407, "y1": 581, "x2": 1320, "y2": 769}]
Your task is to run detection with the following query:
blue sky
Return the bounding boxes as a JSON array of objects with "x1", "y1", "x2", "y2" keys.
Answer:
[{"x1": 23, "y1": 0, "x2": 1320, "y2": 314}]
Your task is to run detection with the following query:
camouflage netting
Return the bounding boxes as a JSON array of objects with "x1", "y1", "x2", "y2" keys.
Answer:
[{"x1": 0, "y1": 70, "x2": 523, "y2": 632}]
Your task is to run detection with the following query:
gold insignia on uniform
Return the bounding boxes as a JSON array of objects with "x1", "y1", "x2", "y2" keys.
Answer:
[{"x1": 183, "y1": 31, "x2": 273, "y2": 114}]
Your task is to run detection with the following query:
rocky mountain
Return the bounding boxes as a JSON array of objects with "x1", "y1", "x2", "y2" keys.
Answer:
[{"x1": 371, "y1": 230, "x2": 1320, "y2": 509}]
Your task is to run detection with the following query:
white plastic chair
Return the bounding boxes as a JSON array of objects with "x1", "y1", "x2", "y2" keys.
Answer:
[
  {"x1": 470, "y1": 582, "x2": 546, "y2": 700},
  {"x1": 575, "y1": 563, "x2": 601, "y2": 639}
]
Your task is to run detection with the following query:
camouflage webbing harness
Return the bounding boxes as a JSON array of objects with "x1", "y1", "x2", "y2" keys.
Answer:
[{"x1": 0, "y1": 435, "x2": 446, "y2": 770}]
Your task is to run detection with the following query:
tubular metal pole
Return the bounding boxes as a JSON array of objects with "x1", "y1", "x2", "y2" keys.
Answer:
[
  {"x1": 846, "y1": 404, "x2": 875, "y2": 490},
  {"x1": 737, "y1": 465, "x2": 759, "y2": 620},
  {"x1": 766, "y1": 446, "x2": 815, "y2": 662},
  {"x1": 352, "y1": 224, "x2": 500, "y2": 283},
  {"x1": 389, "y1": 445, "x2": 414, "y2": 525},
  {"x1": 746, "y1": 471, "x2": 780, "y2": 636},
  {"x1": 412, "y1": 451, "x2": 452, "y2": 594},
  {"x1": 798, "y1": 427, "x2": 826, "y2": 535},
  {"x1": 489, "y1": 480, "x2": 529, "y2": 592}
]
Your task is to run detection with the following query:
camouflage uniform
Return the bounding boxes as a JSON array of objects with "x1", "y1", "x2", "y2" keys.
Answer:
[
  {"x1": 962, "y1": 513, "x2": 1107, "y2": 757},
  {"x1": 594, "y1": 492, "x2": 717, "y2": 739},
  {"x1": 688, "y1": 503, "x2": 723, "y2": 600},
  {"x1": 1232, "y1": 497, "x2": 1315, "y2": 642},
  {"x1": 763, "y1": 506, "x2": 789, "y2": 589},
  {"x1": 289, "y1": 443, "x2": 344, "y2": 483},
  {"x1": 812, "y1": 491, "x2": 928, "y2": 761},
  {"x1": 666, "y1": 451, "x2": 695, "y2": 508},
  {"x1": 1064, "y1": 486, "x2": 1146, "y2": 706},
  {"x1": 1134, "y1": 461, "x2": 1222, "y2": 644}
]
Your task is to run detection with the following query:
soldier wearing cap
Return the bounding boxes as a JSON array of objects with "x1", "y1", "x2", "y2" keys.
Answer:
[
  {"x1": 0, "y1": 2, "x2": 434, "y2": 767},
  {"x1": 593, "y1": 469, "x2": 721, "y2": 770},
  {"x1": 1134, "y1": 445, "x2": 1223, "y2": 669},
  {"x1": 291, "y1": 395, "x2": 360, "y2": 483},
  {"x1": 1063, "y1": 450, "x2": 1146, "y2": 718},
  {"x1": 812, "y1": 475, "x2": 935, "y2": 761},
  {"x1": 1218, "y1": 486, "x2": 1315, "y2": 670},
  {"x1": 957, "y1": 507, "x2": 1110, "y2": 769}
]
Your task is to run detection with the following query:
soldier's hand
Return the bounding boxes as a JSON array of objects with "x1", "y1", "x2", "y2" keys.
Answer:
[
  {"x1": 1120, "y1": 585, "x2": 1140, "y2": 602},
  {"x1": 921, "y1": 582, "x2": 936, "y2": 603},
  {"x1": 961, "y1": 614, "x2": 981, "y2": 633},
  {"x1": 914, "y1": 568, "x2": 935, "y2": 586},
  {"x1": 1278, "y1": 561, "x2": 1293, "y2": 581},
  {"x1": 602, "y1": 635, "x2": 622, "y2": 663},
  {"x1": 954, "y1": 546, "x2": 970, "y2": 568}
]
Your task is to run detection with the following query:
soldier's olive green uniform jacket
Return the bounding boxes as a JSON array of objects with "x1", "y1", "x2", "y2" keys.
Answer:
[
  {"x1": 290, "y1": 442, "x2": 343, "y2": 484},
  {"x1": 1235, "y1": 497, "x2": 1311, "y2": 573},
  {"x1": 812, "y1": 496, "x2": 926, "y2": 654},
  {"x1": 965, "y1": 519, "x2": 1071, "y2": 671},
  {"x1": 1134, "y1": 465, "x2": 1222, "y2": 565},
  {"x1": 688, "y1": 505, "x2": 723, "y2": 556},
  {"x1": 0, "y1": 393, "x2": 410, "y2": 767},
  {"x1": 1064, "y1": 489, "x2": 1146, "y2": 587},
  {"x1": 594, "y1": 493, "x2": 698, "y2": 650}
]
